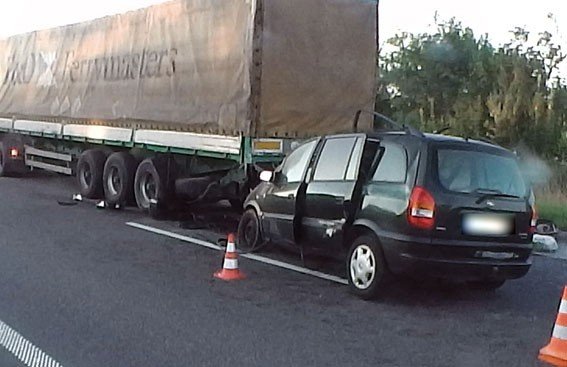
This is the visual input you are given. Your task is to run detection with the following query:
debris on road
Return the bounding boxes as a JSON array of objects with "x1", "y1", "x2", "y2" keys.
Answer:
[
  {"x1": 536, "y1": 219, "x2": 559, "y2": 236},
  {"x1": 533, "y1": 234, "x2": 559, "y2": 253}
]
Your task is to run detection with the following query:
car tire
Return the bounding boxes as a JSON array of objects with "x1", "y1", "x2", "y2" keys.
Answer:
[
  {"x1": 77, "y1": 149, "x2": 107, "y2": 199},
  {"x1": 347, "y1": 234, "x2": 389, "y2": 300},
  {"x1": 237, "y1": 209, "x2": 263, "y2": 252},
  {"x1": 134, "y1": 158, "x2": 169, "y2": 217},
  {"x1": 468, "y1": 279, "x2": 506, "y2": 291},
  {"x1": 103, "y1": 152, "x2": 137, "y2": 207}
]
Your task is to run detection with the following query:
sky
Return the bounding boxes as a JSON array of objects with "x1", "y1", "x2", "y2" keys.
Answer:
[{"x1": 0, "y1": 0, "x2": 565, "y2": 71}]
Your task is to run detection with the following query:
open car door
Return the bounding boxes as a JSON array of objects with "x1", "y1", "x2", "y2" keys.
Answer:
[
  {"x1": 260, "y1": 139, "x2": 319, "y2": 245},
  {"x1": 297, "y1": 135, "x2": 381, "y2": 250}
]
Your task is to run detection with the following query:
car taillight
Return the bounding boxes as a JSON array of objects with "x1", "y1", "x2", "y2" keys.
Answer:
[
  {"x1": 530, "y1": 205, "x2": 538, "y2": 234},
  {"x1": 407, "y1": 186, "x2": 436, "y2": 230}
]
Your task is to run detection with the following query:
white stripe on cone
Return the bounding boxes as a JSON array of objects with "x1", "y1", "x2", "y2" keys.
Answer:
[
  {"x1": 552, "y1": 325, "x2": 567, "y2": 340},
  {"x1": 559, "y1": 300, "x2": 567, "y2": 314},
  {"x1": 223, "y1": 258, "x2": 238, "y2": 270}
]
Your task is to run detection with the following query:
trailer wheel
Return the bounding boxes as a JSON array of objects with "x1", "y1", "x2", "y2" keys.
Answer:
[
  {"x1": 77, "y1": 149, "x2": 106, "y2": 199},
  {"x1": 134, "y1": 158, "x2": 169, "y2": 217},
  {"x1": 103, "y1": 152, "x2": 136, "y2": 207}
]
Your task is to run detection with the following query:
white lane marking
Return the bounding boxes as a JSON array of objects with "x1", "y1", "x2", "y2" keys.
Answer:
[
  {"x1": 0, "y1": 319, "x2": 63, "y2": 367},
  {"x1": 126, "y1": 222, "x2": 349, "y2": 285}
]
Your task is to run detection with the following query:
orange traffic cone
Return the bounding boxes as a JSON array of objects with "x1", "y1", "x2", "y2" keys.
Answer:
[
  {"x1": 214, "y1": 233, "x2": 246, "y2": 281},
  {"x1": 539, "y1": 286, "x2": 567, "y2": 366}
]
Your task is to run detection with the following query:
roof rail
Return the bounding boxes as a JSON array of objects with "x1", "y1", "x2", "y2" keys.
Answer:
[
  {"x1": 353, "y1": 110, "x2": 424, "y2": 137},
  {"x1": 475, "y1": 137, "x2": 500, "y2": 146}
]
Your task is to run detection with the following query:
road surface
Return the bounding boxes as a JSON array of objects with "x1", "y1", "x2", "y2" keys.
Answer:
[{"x1": 0, "y1": 173, "x2": 564, "y2": 367}]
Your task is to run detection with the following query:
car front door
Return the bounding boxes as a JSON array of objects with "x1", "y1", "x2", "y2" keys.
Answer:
[
  {"x1": 260, "y1": 139, "x2": 319, "y2": 245},
  {"x1": 298, "y1": 135, "x2": 379, "y2": 250}
]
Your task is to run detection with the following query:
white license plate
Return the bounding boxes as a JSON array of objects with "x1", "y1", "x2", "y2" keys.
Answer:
[{"x1": 462, "y1": 214, "x2": 514, "y2": 236}]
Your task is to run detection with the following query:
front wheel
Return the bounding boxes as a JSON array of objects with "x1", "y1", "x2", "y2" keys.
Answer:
[
  {"x1": 237, "y1": 209, "x2": 263, "y2": 252},
  {"x1": 347, "y1": 234, "x2": 389, "y2": 300}
]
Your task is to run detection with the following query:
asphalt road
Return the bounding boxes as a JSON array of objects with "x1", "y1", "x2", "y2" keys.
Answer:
[{"x1": 0, "y1": 172, "x2": 565, "y2": 367}]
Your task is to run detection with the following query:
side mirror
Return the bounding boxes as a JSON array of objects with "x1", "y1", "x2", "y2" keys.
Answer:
[{"x1": 259, "y1": 170, "x2": 273, "y2": 182}]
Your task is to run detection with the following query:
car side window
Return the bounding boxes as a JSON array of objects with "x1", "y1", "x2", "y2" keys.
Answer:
[
  {"x1": 313, "y1": 137, "x2": 358, "y2": 181},
  {"x1": 280, "y1": 140, "x2": 317, "y2": 183},
  {"x1": 372, "y1": 142, "x2": 407, "y2": 183}
]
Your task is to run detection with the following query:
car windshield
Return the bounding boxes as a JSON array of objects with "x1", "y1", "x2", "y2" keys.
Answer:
[{"x1": 436, "y1": 148, "x2": 527, "y2": 198}]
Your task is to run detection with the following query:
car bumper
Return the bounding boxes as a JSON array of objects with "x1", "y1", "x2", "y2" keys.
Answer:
[{"x1": 381, "y1": 234, "x2": 533, "y2": 281}]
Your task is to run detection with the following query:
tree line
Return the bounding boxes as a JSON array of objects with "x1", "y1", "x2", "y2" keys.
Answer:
[{"x1": 377, "y1": 17, "x2": 567, "y2": 161}]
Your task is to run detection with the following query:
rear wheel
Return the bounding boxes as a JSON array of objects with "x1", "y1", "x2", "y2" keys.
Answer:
[
  {"x1": 237, "y1": 209, "x2": 263, "y2": 252},
  {"x1": 134, "y1": 158, "x2": 169, "y2": 217},
  {"x1": 347, "y1": 234, "x2": 389, "y2": 300},
  {"x1": 77, "y1": 149, "x2": 107, "y2": 199},
  {"x1": 103, "y1": 152, "x2": 137, "y2": 207}
]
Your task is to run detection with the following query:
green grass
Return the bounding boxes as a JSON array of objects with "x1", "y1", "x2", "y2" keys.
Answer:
[{"x1": 537, "y1": 199, "x2": 567, "y2": 230}]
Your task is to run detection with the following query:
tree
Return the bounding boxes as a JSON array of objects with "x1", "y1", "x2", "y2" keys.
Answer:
[{"x1": 379, "y1": 17, "x2": 567, "y2": 159}]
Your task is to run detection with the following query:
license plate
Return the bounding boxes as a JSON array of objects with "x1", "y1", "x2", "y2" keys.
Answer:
[{"x1": 462, "y1": 214, "x2": 514, "y2": 236}]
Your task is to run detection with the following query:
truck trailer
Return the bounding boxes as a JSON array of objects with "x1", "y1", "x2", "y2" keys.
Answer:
[{"x1": 0, "y1": 0, "x2": 378, "y2": 215}]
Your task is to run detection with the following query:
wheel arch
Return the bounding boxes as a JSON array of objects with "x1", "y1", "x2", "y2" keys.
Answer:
[{"x1": 344, "y1": 219, "x2": 382, "y2": 248}]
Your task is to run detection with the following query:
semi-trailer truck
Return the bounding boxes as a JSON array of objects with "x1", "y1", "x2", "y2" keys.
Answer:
[{"x1": 0, "y1": 0, "x2": 378, "y2": 216}]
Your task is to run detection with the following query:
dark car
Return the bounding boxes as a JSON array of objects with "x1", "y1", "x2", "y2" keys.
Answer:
[{"x1": 237, "y1": 129, "x2": 536, "y2": 299}]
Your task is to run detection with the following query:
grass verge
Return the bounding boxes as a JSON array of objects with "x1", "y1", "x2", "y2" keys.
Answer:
[{"x1": 536, "y1": 198, "x2": 567, "y2": 231}]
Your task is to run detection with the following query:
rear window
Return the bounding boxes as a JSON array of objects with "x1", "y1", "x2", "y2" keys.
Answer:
[
  {"x1": 372, "y1": 142, "x2": 407, "y2": 183},
  {"x1": 436, "y1": 148, "x2": 526, "y2": 197}
]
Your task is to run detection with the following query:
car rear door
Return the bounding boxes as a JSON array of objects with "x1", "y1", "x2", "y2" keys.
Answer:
[
  {"x1": 429, "y1": 144, "x2": 533, "y2": 247},
  {"x1": 298, "y1": 135, "x2": 376, "y2": 249}
]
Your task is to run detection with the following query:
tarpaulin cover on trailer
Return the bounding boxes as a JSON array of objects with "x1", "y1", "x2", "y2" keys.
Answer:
[
  {"x1": 0, "y1": 0, "x2": 254, "y2": 133},
  {"x1": 0, "y1": 0, "x2": 376, "y2": 137},
  {"x1": 257, "y1": 0, "x2": 376, "y2": 136}
]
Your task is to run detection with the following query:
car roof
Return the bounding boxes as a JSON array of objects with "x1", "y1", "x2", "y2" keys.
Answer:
[{"x1": 364, "y1": 131, "x2": 511, "y2": 153}]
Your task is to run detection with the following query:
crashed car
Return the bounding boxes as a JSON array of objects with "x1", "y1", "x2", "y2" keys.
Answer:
[{"x1": 237, "y1": 128, "x2": 536, "y2": 299}]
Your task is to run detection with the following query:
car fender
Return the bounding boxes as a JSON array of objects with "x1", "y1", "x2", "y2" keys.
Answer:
[{"x1": 350, "y1": 218, "x2": 383, "y2": 241}]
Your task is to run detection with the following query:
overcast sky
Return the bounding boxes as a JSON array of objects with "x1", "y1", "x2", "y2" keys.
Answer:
[{"x1": 0, "y1": 0, "x2": 565, "y2": 71}]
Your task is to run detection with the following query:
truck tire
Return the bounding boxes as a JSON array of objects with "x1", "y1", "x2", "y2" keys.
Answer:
[
  {"x1": 103, "y1": 152, "x2": 136, "y2": 207},
  {"x1": 134, "y1": 158, "x2": 170, "y2": 217},
  {"x1": 77, "y1": 149, "x2": 107, "y2": 199}
]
